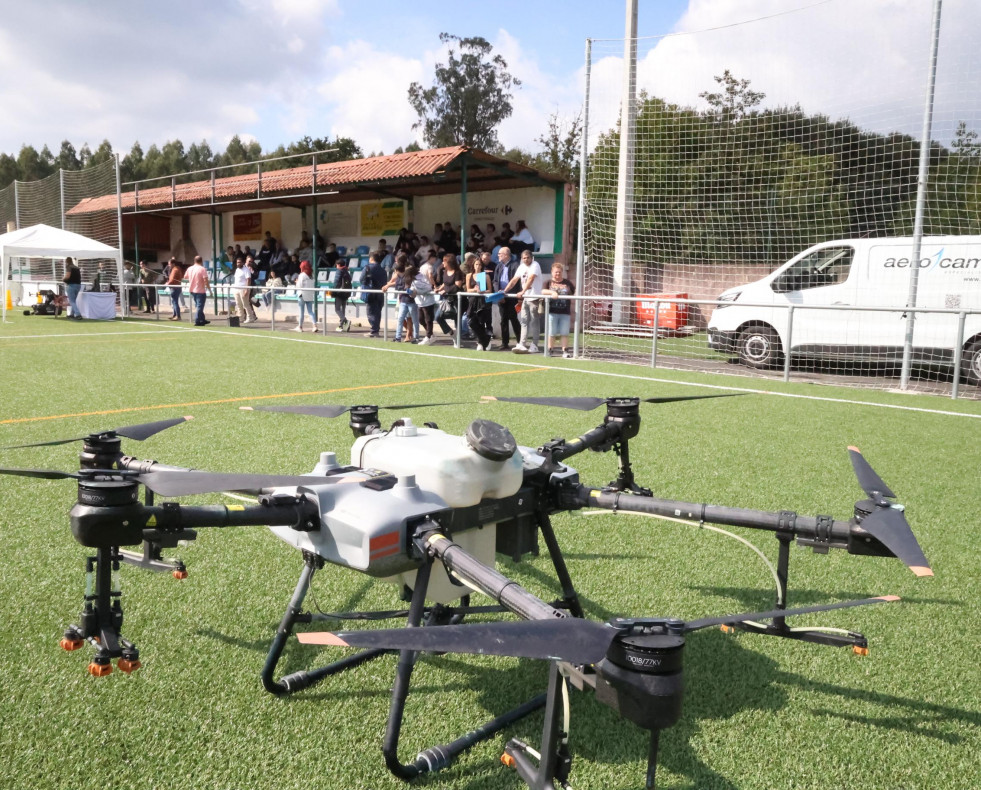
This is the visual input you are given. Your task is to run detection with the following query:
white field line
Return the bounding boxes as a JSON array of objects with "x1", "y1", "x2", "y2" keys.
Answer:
[
  {"x1": 7, "y1": 321, "x2": 979, "y2": 421},
  {"x1": 200, "y1": 327, "x2": 981, "y2": 421}
]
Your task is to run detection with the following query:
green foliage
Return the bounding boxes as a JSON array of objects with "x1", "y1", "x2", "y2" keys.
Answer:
[
  {"x1": 408, "y1": 33, "x2": 520, "y2": 150},
  {"x1": 586, "y1": 75, "x2": 980, "y2": 270},
  {"x1": 0, "y1": 131, "x2": 368, "y2": 190},
  {"x1": 56, "y1": 140, "x2": 81, "y2": 172}
]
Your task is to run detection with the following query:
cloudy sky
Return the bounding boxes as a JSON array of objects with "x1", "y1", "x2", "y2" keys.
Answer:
[{"x1": 1, "y1": 0, "x2": 977, "y2": 160}]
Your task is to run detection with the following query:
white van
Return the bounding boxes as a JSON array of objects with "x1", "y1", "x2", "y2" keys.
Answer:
[{"x1": 706, "y1": 236, "x2": 981, "y2": 384}]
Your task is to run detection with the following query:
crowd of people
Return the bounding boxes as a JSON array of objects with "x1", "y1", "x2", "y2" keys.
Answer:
[{"x1": 59, "y1": 219, "x2": 576, "y2": 356}]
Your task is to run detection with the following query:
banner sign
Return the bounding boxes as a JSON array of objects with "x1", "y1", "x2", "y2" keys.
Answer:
[
  {"x1": 360, "y1": 201, "x2": 405, "y2": 237},
  {"x1": 233, "y1": 211, "x2": 282, "y2": 242}
]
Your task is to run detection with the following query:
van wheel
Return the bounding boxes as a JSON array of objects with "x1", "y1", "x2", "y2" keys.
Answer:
[
  {"x1": 738, "y1": 326, "x2": 782, "y2": 369},
  {"x1": 963, "y1": 340, "x2": 981, "y2": 386}
]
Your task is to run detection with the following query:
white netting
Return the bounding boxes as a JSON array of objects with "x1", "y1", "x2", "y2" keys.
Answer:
[
  {"x1": 579, "y1": 1, "x2": 981, "y2": 398},
  {"x1": 2, "y1": 159, "x2": 120, "y2": 288}
]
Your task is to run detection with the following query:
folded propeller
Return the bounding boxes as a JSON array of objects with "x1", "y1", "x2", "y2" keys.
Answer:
[
  {"x1": 848, "y1": 447, "x2": 932, "y2": 576},
  {"x1": 3, "y1": 417, "x2": 192, "y2": 449},
  {"x1": 297, "y1": 595, "x2": 901, "y2": 663},
  {"x1": 0, "y1": 465, "x2": 347, "y2": 497}
]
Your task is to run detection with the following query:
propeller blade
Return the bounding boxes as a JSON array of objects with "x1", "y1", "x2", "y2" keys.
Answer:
[
  {"x1": 0, "y1": 466, "x2": 83, "y2": 481},
  {"x1": 4, "y1": 416, "x2": 191, "y2": 448},
  {"x1": 482, "y1": 394, "x2": 740, "y2": 411},
  {"x1": 113, "y1": 416, "x2": 192, "y2": 441},
  {"x1": 641, "y1": 394, "x2": 741, "y2": 405},
  {"x1": 481, "y1": 396, "x2": 608, "y2": 411},
  {"x1": 138, "y1": 470, "x2": 343, "y2": 497},
  {"x1": 242, "y1": 405, "x2": 353, "y2": 419},
  {"x1": 379, "y1": 402, "x2": 467, "y2": 411},
  {"x1": 297, "y1": 618, "x2": 619, "y2": 664},
  {"x1": 848, "y1": 447, "x2": 896, "y2": 499},
  {"x1": 3, "y1": 435, "x2": 88, "y2": 449},
  {"x1": 683, "y1": 595, "x2": 901, "y2": 633},
  {"x1": 859, "y1": 507, "x2": 933, "y2": 576}
]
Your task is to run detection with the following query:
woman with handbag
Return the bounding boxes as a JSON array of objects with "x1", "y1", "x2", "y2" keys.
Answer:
[{"x1": 433, "y1": 254, "x2": 465, "y2": 341}]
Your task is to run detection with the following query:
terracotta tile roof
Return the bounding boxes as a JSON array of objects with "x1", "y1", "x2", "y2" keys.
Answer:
[{"x1": 68, "y1": 146, "x2": 482, "y2": 216}]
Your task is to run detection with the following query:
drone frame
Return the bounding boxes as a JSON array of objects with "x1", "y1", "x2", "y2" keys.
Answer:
[{"x1": 3, "y1": 400, "x2": 928, "y2": 789}]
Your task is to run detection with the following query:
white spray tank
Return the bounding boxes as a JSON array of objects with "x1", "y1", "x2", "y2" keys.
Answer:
[{"x1": 351, "y1": 418, "x2": 523, "y2": 602}]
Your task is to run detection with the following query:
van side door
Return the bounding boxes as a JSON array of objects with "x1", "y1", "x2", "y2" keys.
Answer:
[{"x1": 770, "y1": 245, "x2": 858, "y2": 354}]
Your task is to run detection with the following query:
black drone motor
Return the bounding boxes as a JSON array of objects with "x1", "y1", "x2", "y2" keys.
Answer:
[
  {"x1": 601, "y1": 397, "x2": 642, "y2": 444},
  {"x1": 595, "y1": 625, "x2": 686, "y2": 789},
  {"x1": 349, "y1": 405, "x2": 382, "y2": 437},
  {"x1": 79, "y1": 434, "x2": 124, "y2": 471}
]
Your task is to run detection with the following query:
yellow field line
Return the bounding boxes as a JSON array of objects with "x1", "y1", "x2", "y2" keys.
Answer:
[{"x1": 0, "y1": 368, "x2": 548, "y2": 426}]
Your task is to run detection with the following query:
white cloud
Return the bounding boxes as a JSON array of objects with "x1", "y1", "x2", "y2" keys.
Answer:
[
  {"x1": 313, "y1": 42, "x2": 426, "y2": 153},
  {"x1": 0, "y1": 0, "x2": 976, "y2": 169},
  {"x1": 582, "y1": 0, "x2": 981, "y2": 150},
  {"x1": 494, "y1": 28, "x2": 585, "y2": 152}
]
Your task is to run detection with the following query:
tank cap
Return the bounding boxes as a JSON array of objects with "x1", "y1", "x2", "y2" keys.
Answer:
[
  {"x1": 465, "y1": 419, "x2": 517, "y2": 462},
  {"x1": 394, "y1": 418, "x2": 418, "y2": 437}
]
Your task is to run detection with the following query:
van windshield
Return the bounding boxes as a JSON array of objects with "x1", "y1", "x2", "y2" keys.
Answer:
[{"x1": 772, "y1": 246, "x2": 855, "y2": 293}]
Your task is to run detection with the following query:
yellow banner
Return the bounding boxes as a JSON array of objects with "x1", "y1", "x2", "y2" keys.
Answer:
[{"x1": 360, "y1": 201, "x2": 405, "y2": 237}]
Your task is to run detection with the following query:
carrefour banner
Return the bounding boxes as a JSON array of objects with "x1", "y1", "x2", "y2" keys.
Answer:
[{"x1": 360, "y1": 201, "x2": 405, "y2": 237}]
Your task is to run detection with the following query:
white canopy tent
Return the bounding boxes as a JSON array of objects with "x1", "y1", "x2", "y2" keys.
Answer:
[{"x1": 1, "y1": 224, "x2": 122, "y2": 322}]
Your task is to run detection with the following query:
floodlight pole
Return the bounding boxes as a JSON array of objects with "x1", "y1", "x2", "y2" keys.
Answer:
[
  {"x1": 612, "y1": 0, "x2": 638, "y2": 325},
  {"x1": 900, "y1": 0, "x2": 943, "y2": 390},
  {"x1": 115, "y1": 153, "x2": 127, "y2": 317},
  {"x1": 59, "y1": 170, "x2": 66, "y2": 230},
  {"x1": 573, "y1": 38, "x2": 592, "y2": 360}
]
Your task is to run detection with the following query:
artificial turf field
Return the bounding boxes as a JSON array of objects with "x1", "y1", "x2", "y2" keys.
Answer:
[{"x1": 0, "y1": 314, "x2": 978, "y2": 790}]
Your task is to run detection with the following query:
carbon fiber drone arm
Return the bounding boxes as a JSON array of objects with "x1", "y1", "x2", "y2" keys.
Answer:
[
  {"x1": 571, "y1": 485, "x2": 861, "y2": 554},
  {"x1": 69, "y1": 496, "x2": 320, "y2": 548}
]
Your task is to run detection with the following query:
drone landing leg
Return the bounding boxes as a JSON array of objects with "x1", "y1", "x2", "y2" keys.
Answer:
[
  {"x1": 382, "y1": 557, "x2": 547, "y2": 780},
  {"x1": 538, "y1": 513, "x2": 584, "y2": 619},
  {"x1": 732, "y1": 533, "x2": 869, "y2": 651},
  {"x1": 64, "y1": 547, "x2": 140, "y2": 675},
  {"x1": 261, "y1": 552, "x2": 389, "y2": 696},
  {"x1": 503, "y1": 662, "x2": 571, "y2": 790},
  {"x1": 645, "y1": 730, "x2": 660, "y2": 790}
]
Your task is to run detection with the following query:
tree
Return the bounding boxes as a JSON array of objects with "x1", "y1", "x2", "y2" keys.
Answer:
[
  {"x1": 408, "y1": 33, "x2": 520, "y2": 150},
  {"x1": 0, "y1": 153, "x2": 17, "y2": 188},
  {"x1": 951, "y1": 120, "x2": 981, "y2": 160},
  {"x1": 122, "y1": 141, "x2": 145, "y2": 182},
  {"x1": 86, "y1": 139, "x2": 115, "y2": 168},
  {"x1": 16, "y1": 145, "x2": 53, "y2": 181},
  {"x1": 699, "y1": 69, "x2": 765, "y2": 125},
  {"x1": 535, "y1": 112, "x2": 582, "y2": 181},
  {"x1": 56, "y1": 140, "x2": 81, "y2": 171},
  {"x1": 187, "y1": 140, "x2": 215, "y2": 171}
]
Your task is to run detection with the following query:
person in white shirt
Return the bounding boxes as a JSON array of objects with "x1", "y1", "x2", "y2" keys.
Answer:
[
  {"x1": 232, "y1": 257, "x2": 257, "y2": 323},
  {"x1": 513, "y1": 220, "x2": 534, "y2": 253},
  {"x1": 294, "y1": 260, "x2": 317, "y2": 332},
  {"x1": 505, "y1": 250, "x2": 543, "y2": 353}
]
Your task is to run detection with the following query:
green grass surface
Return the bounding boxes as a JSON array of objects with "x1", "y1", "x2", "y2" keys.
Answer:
[{"x1": 0, "y1": 314, "x2": 979, "y2": 790}]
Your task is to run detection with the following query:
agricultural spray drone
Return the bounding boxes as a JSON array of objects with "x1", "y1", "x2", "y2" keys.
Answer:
[{"x1": 0, "y1": 396, "x2": 931, "y2": 789}]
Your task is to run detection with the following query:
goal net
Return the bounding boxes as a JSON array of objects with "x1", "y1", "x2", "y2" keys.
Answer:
[{"x1": 579, "y1": 1, "x2": 981, "y2": 397}]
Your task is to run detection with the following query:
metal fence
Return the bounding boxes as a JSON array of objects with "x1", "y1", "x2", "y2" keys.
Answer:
[{"x1": 16, "y1": 272, "x2": 977, "y2": 401}]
